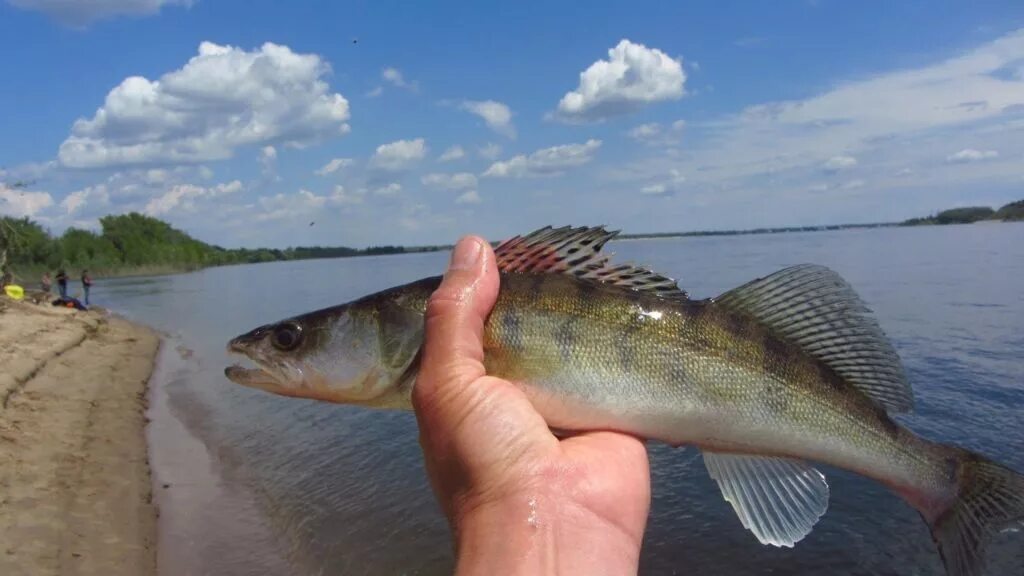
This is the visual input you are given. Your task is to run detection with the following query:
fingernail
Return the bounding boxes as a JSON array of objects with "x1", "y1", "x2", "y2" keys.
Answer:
[{"x1": 448, "y1": 237, "x2": 482, "y2": 272}]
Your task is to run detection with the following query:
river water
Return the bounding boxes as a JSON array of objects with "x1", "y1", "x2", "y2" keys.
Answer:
[{"x1": 97, "y1": 223, "x2": 1024, "y2": 575}]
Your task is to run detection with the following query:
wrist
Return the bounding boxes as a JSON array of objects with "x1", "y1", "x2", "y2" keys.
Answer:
[{"x1": 453, "y1": 493, "x2": 642, "y2": 576}]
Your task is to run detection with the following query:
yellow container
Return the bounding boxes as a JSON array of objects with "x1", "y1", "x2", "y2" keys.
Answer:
[{"x1": 4, "y1": 284, "x2": 25, "y2": 300}]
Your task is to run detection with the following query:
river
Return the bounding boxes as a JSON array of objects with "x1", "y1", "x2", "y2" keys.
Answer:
[{"x1": 99, "y1": 223, "x2": 1024, "y2": 575}]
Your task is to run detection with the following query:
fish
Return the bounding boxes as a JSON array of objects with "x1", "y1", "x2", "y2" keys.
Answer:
[{"x1": 225, "y1": 225, "x2": 1023, "y2": 576}]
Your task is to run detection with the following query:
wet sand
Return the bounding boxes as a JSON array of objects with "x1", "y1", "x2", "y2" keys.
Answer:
[{"x1": 0, "y1": 298, "x2": 159, "y2": 576}]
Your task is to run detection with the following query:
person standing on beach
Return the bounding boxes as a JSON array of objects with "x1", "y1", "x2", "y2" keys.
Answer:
[
  {"x1": 81, "y1": 269, "x2": 92, "y2": 306},
  {"x1": 41, "y1": 272, "x2": 52, "y2": 294},
  {"x1": 56, "y1": 269, "x2": 68, "y2": 298}
]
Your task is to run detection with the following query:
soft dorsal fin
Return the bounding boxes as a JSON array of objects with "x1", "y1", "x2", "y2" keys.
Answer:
[
  {"x1": 495, "y1": 225, "x2": 687, "y2": 298},
  {"x1": 715, "y1": 264, "x2": 913, "y2": 413},
  {"x1": 703, "y1": 450, "x2": 830, "y2": 548}
]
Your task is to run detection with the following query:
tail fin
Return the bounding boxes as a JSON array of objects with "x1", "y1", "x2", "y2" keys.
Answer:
[{"x1": 928, "y1": 454, "x2": 1024, "y2": 576}]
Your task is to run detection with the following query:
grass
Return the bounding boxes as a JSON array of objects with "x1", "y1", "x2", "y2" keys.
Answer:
[{"x1": 7, "y1": 263, "x2": 199, "y2": 286}]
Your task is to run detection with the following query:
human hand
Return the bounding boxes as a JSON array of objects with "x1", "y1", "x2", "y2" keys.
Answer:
[{"x1": 412, "y1": 236, "x2": 652, "y2": 576}]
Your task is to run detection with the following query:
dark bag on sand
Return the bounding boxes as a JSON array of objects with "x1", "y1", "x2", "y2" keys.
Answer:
[{"x1": 52, "y1": 296, "x2": 88, "y2": 311}]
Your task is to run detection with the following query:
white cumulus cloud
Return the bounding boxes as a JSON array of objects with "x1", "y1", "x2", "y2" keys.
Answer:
[
  {"x1": 144, "y1": 180, "x2": 242, "y2": 216},
  {"x1": 315, "y1": 157, "x2": 354, "y2": 176},
  {"x1": 0, "y1": 184, "x2": 53, "y2": 217},
  {"x1": 555, "y1": 39, "x2": 685, "y2": 122},
  {"x1": 8, "y1": 0, "x2": 192, "y2": 26},
  {"x1": 256, "y1": 190, "x2": 323, "y2": 222},
  {"x1": 259, "y1": 145, "x2": 278, "y2": 179},
  {"x1": 455, "y1": 190, "x2": 481, "y2": 204},
  {"x1": 823, "y1": 155, "x2": 858, "y2": 172},
  {"x1": 946, "y1": 149, "x2": 999, "y2": 163},
  {"x1": 483, "y1": 139, "x2": 602, "y2": 178},
  {"x1": 478, "y1": 143, "x2": 502, "y2": 160},
  {"x1": 327, "y1": 185, "x2": 364, "y2": 205},
  {"x1": 628, "y1": 123, "x2": 662, "y2": 140},
  {"x1": 143, "y1": 169, "x2": 169, "y2": 185},
  {"x1": 640, "y1": 169, "x2": 686, "y2": 195},
  {"x1": 256, "y1": 186, "x2": 363, "y2": 222},
  {"x1": 58, "y1": 41, "x2": 351, "y2": 169},
  {"x1": 382, "y1": 67, "x2": 417, "y2": 91},
  {"x1": 55, "y1": 166, "x2": 212, "y2": 222},
  {"x1": 459, "y1": 100, "x2": 515, "y2": 138},
  {"x1": 439, "y1": 145, "x2": 466, "y2": 162},
  {"x1": 421, "y1": 172, "x2": 478, "y2": 191},
  {"x1": 61, "y1": 184, "x2": 110, "y2": 215},
  {"x1": 627, "y1": 120, "x2": 686, "y2": 146},
  {"x1": 372, "y1": 183, "x2": 402, "y2": 196},
  {"x1": 370, "y1": 138, "x2": 427, "y2": 171}
]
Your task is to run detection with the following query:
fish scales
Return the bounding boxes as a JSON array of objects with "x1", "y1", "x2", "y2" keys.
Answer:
[{"x1": 484, "y1": 273, "x2": 942, "y2": 488}]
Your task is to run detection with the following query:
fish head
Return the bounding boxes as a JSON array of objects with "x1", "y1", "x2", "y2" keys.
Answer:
[{"x1": 224, "y1": 296, "x2": 424, "y2": 407}]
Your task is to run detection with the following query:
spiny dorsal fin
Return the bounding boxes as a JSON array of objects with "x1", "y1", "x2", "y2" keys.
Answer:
[
  {"x1": 715, "y1": 264, "x2": 913, "y2": 413},
  {"x1": 495, "y1": 225, "x2": 687, "y2": 299},
  {"x1": 703, "y1": 450, "x2": 830, "y2": 548}
]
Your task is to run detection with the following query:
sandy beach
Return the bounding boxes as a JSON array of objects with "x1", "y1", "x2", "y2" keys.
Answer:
[{"x1": 0, "y1": 298, "x2": 159, "y2": 576}]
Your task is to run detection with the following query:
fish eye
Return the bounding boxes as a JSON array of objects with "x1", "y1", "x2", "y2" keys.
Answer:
[{"x1": 271, "y1": 322, "x2": 303, "y2": 351}]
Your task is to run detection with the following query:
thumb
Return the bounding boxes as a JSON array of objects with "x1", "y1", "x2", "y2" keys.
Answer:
[{"x1": 413, "y1": 235, "x2": 500, "y2": 425}]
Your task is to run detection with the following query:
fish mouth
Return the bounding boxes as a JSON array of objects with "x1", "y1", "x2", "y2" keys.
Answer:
[
  {"x1": 224, "y1": 363, "x2": 279, "y2": 388},
  {"x1": 224, "y1": 337, "x2": 306, "y2": 394},
  {"x1": 225, "y1": 335, "x2": 286, "y2": 390}
]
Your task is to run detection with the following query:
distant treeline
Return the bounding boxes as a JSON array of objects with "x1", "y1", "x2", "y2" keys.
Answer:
[
  {"x1": 619, "y1": 222, "x2": 896, "y2": 240},
  {"x1": 4, "y1": 197, "x2": 1021, "y2": 280},
  {"x1": 902, "y1": 199, "x2": 1024, "y2": 226},
  {"x1": 0, "y1": 212, "x2": 448, "y2": 278},
  {"x1": 229, "y1": 243, "x2": 449, "y2": 263}
]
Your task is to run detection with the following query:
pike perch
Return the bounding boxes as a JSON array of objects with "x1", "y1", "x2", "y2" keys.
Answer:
[{"x1": 225, "y1": 225, "x2": 1023, "y2": 575}]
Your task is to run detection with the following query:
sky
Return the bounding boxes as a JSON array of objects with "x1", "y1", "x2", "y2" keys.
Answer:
[{"x1": 1, "y1": 1, "x2": 1023, "y2": 248}]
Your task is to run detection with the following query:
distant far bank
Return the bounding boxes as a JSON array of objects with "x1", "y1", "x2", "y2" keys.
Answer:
[
  {"x1": 3, "y1": 198, "x2": 1021, "y2": 281},
  {"x1": 618, "y1": 221, "x2": 896, "y2": 240},
  {"x1": 900, "y1": 199, "x2": 1024, "y2": 226},
  {"x1": 623, "y1": 198, "x2": 1023, "y2": 240}
]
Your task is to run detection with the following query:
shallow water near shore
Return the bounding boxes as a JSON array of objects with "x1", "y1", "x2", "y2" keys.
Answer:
[{"x1": 101, "y1": 223, "x2": 1024, "y2": 575}]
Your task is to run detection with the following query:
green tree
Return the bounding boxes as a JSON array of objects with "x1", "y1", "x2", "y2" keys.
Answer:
[
  {"x1": 994, "y1": 200, "x2": 1024, "y2": 221},
  {"x1": 0, "y1": 216, "x2": 55, "y2": 269},
  {"x1": 934, "y1": 206, "x2": 994, "y2": 224}
]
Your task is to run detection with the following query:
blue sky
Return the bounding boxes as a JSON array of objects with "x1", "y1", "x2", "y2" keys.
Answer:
[{"x1": 1, "y1": 1, "x2": 1023, "y2": 248}]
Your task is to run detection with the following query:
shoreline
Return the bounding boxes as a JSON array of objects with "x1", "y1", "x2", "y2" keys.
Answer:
[
  {"x1": 0, "y1": 299, "x2": 160, "y2": 575},
  {"x1": 145, "y1": 331, "x2": 293, "y2": 576}
]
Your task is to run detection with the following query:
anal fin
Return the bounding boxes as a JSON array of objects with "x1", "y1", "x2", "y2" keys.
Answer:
[{"x1": 703, "y1": 450, "x2": 830, "y2": 548}]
